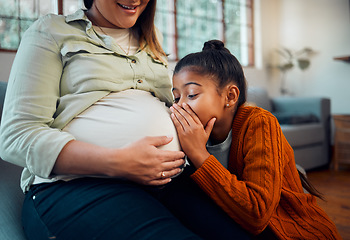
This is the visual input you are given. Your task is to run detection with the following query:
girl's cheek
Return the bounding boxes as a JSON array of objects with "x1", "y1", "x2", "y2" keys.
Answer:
[
  {"x1": 194, "y1": 110, "x2": 208, "y2": 126},
  {"x1": 188, "y1": 102, "x2": 205, "y2": 122}
]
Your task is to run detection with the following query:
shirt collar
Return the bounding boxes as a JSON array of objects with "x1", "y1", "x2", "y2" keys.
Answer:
[
  {"x1": 65, "y1": 9, "x2": 89, "y2": 24},
  {"x1": 65, "y1": 9, "x2": 95, "y2": 33}
]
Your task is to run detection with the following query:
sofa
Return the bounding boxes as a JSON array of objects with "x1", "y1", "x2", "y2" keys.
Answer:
[
  {"x1": 0, "y1": 82, "x2": 331, "y2": 240},
  {"x1": 247, "y1": 87, "x2": 331, "y2": 170},
  {"x1": 0, "y1": 81, "x2": 27, "y2": 240}
]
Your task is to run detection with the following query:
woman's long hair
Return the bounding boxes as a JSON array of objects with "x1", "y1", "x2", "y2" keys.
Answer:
[
  {"x1": 84, "y1": 0, "x2": 166, "y2": 63},
  {"x1": 134, "y1": 0, "x2": 167, "y2": 63}
]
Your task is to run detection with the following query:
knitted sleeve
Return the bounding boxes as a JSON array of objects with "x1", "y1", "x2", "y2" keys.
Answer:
[{"x1": 191, "y1": 111, "x2": 284, "y2": 235}]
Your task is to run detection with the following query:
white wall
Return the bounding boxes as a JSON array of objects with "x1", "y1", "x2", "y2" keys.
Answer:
[
  {"x1": 244, "y1": 0, "x2": 281, "y2": 95},
  {"x1": 1, "y1": 0, "x2": 349, "y2": 114}
]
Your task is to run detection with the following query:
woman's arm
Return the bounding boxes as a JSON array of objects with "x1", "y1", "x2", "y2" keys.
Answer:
[{"x1": 0, "y1": 17, "x2": 70, "y2": 175}]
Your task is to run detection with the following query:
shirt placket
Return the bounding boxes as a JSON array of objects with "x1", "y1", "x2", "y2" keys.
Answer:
[{"x1": 127, "y1": 55, "x2": 147, "y2": 89}]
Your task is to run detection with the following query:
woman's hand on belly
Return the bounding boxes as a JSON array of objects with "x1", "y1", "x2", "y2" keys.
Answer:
[
  {"x1": 53, "y1": 136, "x2": 185, "y2": 186},
  {"x1": 108, "y1": 136, "x2": 186, "y2": 185}
]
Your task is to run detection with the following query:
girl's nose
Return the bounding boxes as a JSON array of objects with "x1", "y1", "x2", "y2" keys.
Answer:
[{"x1": 177, "y1": 98, "x2": 186, "y2": 107}]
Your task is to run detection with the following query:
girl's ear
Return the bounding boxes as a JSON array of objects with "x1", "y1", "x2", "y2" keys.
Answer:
[{"x1": 226, "y1": 85, "x2": 240, "y2": 108}]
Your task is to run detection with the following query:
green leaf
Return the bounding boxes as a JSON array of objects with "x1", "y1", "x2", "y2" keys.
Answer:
[
  {"x1": 303, "y1": 47, "x2": 313, "y2": 54},
  {"x1": 278, "y1": 63, "x2": 294, "y2": 71},
  {"x1": 297, "y1": 59, "x2": 310, "y2": 70}
]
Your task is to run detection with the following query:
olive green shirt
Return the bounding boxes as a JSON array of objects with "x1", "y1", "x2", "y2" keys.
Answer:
[{"x1": 0, "y1": 9, "x2": 173, "y2": 192}]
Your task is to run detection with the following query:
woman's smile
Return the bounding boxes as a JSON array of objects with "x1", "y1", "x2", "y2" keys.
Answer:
[{"x1": 117, "y1": 2, "x2": 138, "y2": 13}]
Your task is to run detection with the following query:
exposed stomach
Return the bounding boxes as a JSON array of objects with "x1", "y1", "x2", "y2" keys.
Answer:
[{"x1": 63, "y1": 89, "x2": 180, "y2": 151}]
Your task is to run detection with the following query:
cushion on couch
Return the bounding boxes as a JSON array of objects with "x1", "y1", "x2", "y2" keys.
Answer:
[
  {"x1": 0, "y1": 159, "x2": 26, "y2": 240},
  {"x1": 0, "y1": 81, "x2": 27, "y2": 239},
  {"x1": 272, "y1": 97, "x2": 325, "y2": 121},
  {"x1": 273, "y1": 112, "x2": 319, "y2": 125}
]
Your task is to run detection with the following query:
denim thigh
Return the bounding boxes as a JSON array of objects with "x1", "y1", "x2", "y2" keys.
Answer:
[{"x1": 22, "y1": 178, "x2": 200, "y2": 240}]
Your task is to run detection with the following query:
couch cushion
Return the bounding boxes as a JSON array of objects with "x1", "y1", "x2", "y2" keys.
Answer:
[
  {"x1": 272, "y1": 97, "x2": 327, "y2": 121},
  {"x1": 281, "y1": 123, "x2": 324, "y2": 148},
  {"x1": 273, "y1": 112, "x2": 319, "y2": 125},
  {"x1": 0, "y1": 159, "x2": 27, "y2": 240}
]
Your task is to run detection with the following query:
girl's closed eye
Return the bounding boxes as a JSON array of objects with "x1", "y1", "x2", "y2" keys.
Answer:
[{"x1": 187, "y1": 93, "x2": 199, "y2": 100}]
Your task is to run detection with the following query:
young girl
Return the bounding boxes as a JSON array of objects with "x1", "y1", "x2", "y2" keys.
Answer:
[{"x1": 169, "y1": 40, "x2": 341, "y2": 239}]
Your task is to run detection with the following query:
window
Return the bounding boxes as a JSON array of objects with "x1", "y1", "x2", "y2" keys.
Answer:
[
  {"x1": 0, "y1": 0, "x2": 83, "y2": 51},
  {"x1": 0, "y1": 0, "x2": 254, "y2": 66},
  {"x1": 155, "y1": 0, "x2": 254, "y2": 66}
]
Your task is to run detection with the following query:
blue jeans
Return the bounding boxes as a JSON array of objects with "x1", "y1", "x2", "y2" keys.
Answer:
[
  {"x1": 156, "y1": 166, "x2": 252, "y2": 240},
  {"x1": 22, "y1": 171, "x2": 251, "y2": 240}
]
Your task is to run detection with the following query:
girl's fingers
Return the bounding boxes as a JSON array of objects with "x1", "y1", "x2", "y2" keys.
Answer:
[
  {"x1": 170, "y1": 105, "x2": 189, "y2": 128},
  {"x1": 171, "y1": 110, "x2": 186, "y2": 132},
  {"x1": 171, "y1": 104, "x2": 195, "y2": 127},
  {"x1": 171, "y1": 104, "x2": 187, "y2": 120},
  {"x1": 171, "y1": 114, "x2": 180, "y2": 132},
  {"x1": 181, "y1": 103, "x2": 201, "y2": 125},
  {"x1": 205, "y1": 117, "x2": 216, "y2": 135}
]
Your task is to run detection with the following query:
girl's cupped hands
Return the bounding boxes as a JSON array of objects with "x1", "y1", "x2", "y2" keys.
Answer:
[{"x1": 170, "y1": 103, "x2": 216, "y2": 168}]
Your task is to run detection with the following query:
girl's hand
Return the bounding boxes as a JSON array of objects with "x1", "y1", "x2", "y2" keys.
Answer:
[{"x1": 170, "y1": 103, "x2": 216, "y2": 168}]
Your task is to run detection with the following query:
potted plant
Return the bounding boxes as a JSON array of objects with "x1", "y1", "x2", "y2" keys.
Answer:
[{"x1": 275, "y1": 47, "x2": 314, "y2": 95}]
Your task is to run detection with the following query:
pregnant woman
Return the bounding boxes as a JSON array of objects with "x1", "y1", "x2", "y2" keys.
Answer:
[{"x1": 0, "y1": 0, "x2": 196, "y2": 239}]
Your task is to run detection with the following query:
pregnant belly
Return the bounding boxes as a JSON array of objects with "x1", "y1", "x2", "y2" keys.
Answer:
[{"x1": 63, "y1": 89, "x2": 180, "y2": 151}]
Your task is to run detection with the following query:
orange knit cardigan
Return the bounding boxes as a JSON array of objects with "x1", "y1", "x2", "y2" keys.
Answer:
[{"x1": 191, "y1": 106, "x2": 341, "y2": 239}]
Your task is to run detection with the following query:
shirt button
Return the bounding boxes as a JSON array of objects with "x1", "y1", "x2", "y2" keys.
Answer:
[
  {"x1": 131, "y1": 59, "x2": 137, "y2": 63},
  {"x1": 137, "y1": 79, "x2": 143, "y2": 83}
]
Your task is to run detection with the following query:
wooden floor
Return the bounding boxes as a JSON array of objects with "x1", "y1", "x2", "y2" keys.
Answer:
[{"x1": 307, "y1": 165, "x2": 350, "y2": 240}]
